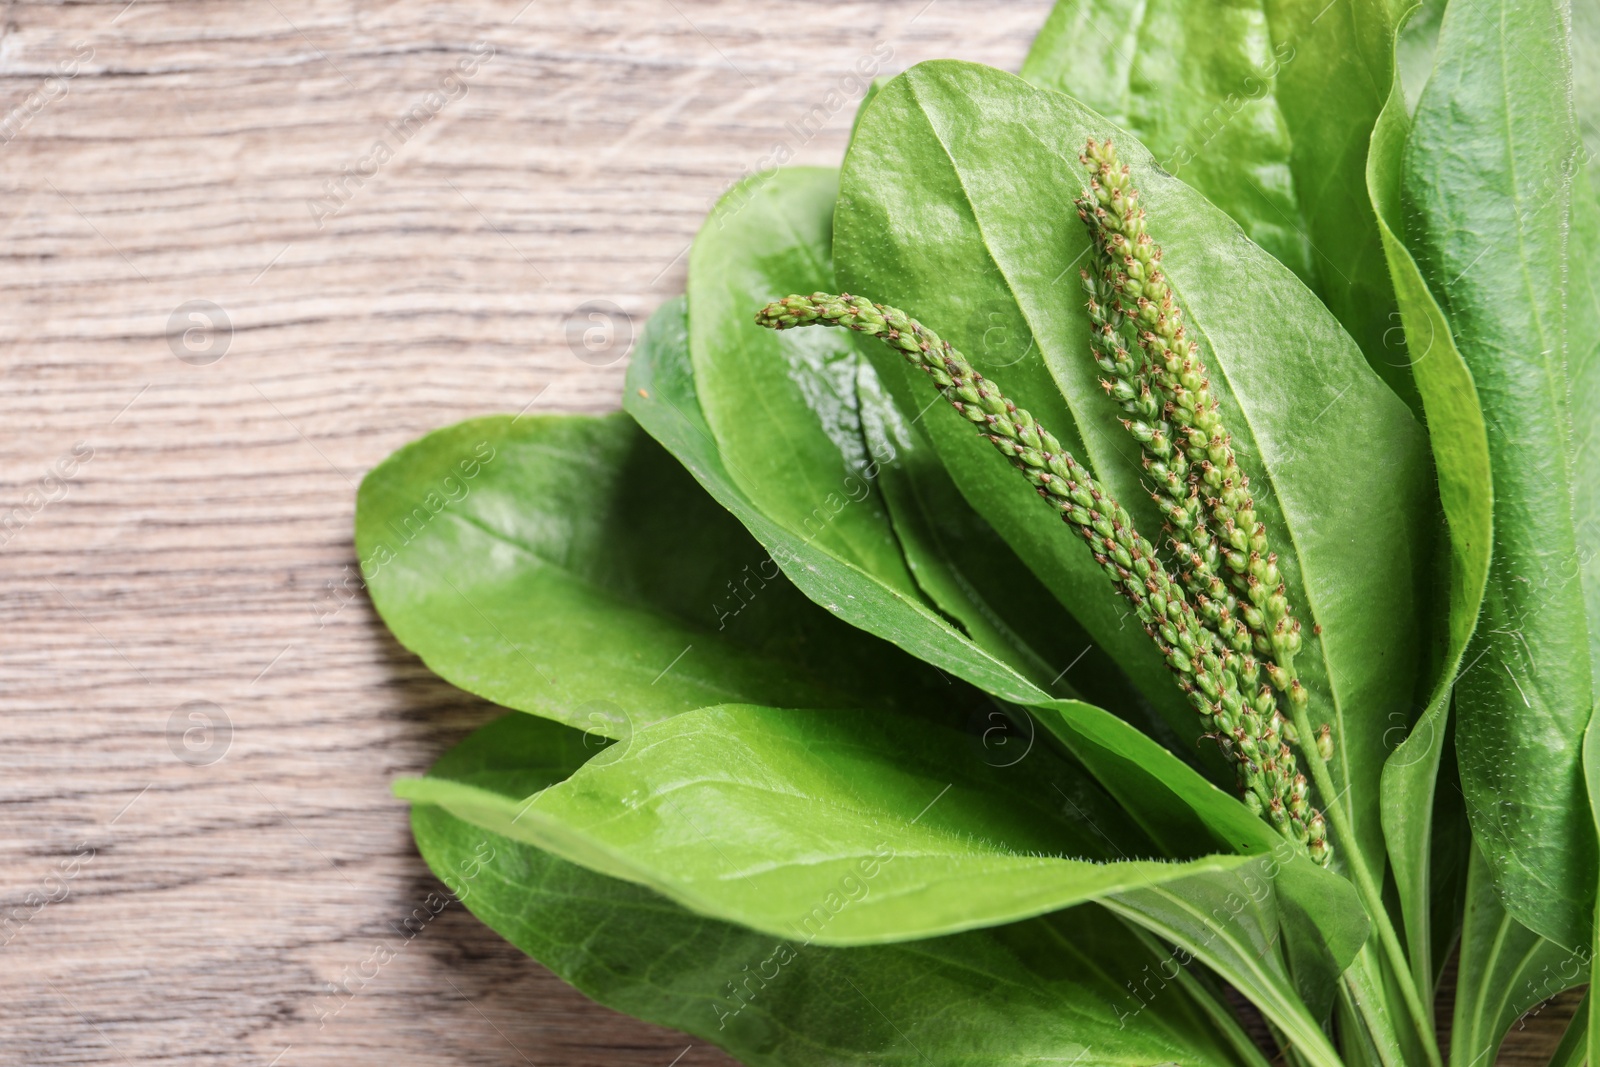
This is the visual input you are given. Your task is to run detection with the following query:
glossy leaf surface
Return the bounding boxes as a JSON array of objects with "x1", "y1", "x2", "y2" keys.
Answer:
[
  {"x1": 1367, "y1": 9, "x2": 1493, "y2": 995},
  {"x1": 356, "y1": 409, "x2": 959, "y2": 738},
  {"x1": 626, "y1": 296, "x2": 1070, "y2": 709}
]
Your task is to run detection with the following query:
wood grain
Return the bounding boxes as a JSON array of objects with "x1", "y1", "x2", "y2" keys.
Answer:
[
  {"x1": 0, "y1": 1, "x2": 1577, "y2": 1064},
  {"x1": 0, "y1": 1, "x2": 1059, "y2": 1063}
]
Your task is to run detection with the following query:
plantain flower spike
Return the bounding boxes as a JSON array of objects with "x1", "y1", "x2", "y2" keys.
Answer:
[
  {"x1": 1073, "y1": 137, "x2": 1332, "y2": 862},
  {"x1": 755, "y1": 291, "x2": 1329, "y2": 864}
]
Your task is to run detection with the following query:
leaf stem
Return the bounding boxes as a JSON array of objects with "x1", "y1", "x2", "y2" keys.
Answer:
[
  {"x1": 1117, "y1": 920, "x2": 1283, "y2": 1067},
  {"x1": 1291, "y1": 699, "x2": 1442, "y2": 1067}
]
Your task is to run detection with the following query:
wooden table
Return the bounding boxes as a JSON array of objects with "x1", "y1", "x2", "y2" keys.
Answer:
[
  {"x1": 0, "y1": 1, "x2": 1578, "y2": 1064},
  {"x1": 0, "y1": 2, "x2": 1059, "y2": 1063}
]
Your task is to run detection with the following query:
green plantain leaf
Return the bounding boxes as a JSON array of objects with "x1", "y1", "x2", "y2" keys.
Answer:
[
  {"x1": 626, "y1": 296, "x2": 1067, "y2": 709},
  {"x1": 1401, "y1": 0, "x2": 1598, "y2": 947},
  {"x1": 412, "y1": 796, "x2": 1250, "y2": 1067},
  {"x1": 628, "y1": 298, "x2": 1226, "y2": 813},
  {"x1": 1021, "y1": 0, "x2": 1414, "y2": 409},
  {"x1": 687, "y1": 167, "x2": 922, "y2": 598},
  {"x1": 626, "y1": 298, "x2": 1369, "y2": 979},
  {"x1": 1447, "y1": 844, "x2": 1581, "y2": 1067},
  {"x1": 355, "y1": 408, "x2": 960, "y2": 738},
  {"x1": 398, "y1": 703, "x2": 1248, "y2": 945},
  {"x1": 1573, "y1": 173, "x2": 1600, "y2": 692},
  {"x1": 834, "y1": 60, "x2": 1432, "y2": 884},
  {"x1": 1367, "y1": 5, "x2": 1493, "y2": 997}
]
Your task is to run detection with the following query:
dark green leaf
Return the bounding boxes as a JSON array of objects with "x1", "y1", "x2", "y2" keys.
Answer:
[
  {"x1": 1402, "y1": 0, "x2": 1597, "y2": 947},
  {"x1": 355, "y1": 405, "x2": 959, "y2": 738}
]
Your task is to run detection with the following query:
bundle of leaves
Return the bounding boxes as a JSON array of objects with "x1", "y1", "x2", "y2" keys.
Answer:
[{"x1": 356, "y1": 0, "x2": 1600, "y2": 1063}]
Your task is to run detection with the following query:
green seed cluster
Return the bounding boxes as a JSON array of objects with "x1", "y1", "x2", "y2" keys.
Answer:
[
  {"x1": 1075, "y1": 139, "x2": 1332, "y2": 856},
  {"x1": 755, "y1": 291, "x2": 1328, "y2": 862},
  {"x1": 1080, "y1": 264, "x2": 1264, "y2": 675},
  {"x1": 1076, "y1": 140, "x2": 1309, "y2": 696}
]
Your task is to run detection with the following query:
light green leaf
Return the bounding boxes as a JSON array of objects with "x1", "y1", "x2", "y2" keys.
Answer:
[
  {"x1": 399, "y1": 703, "x2": 1249, "y2": 945},
  {"x1": 412, "y1": 798, "x2": 1251, "y2": 1067},
  {"x1": 1022, "y1": 0, "x2": 1414, "y2": 409},
  {"x1": 1572, "y1": 171, "x2": 1600, "y2": 692},
  {"x1": 626, "y1": 296, "x2": 1064, "y2": 709},
  {"x1": 688, "y1": 167, "x2": 921, "y2": 597},
  {"x1": 1402, "y1": 0, "x2": 1597, "y2": 947},
  {"x1": 1367, "y1": 4, "x2": 1493, "y2": 997},
  {"x1": 355, "y1": 405, "x2": 959, "y2": 738},
  {"x1": 834, "y1": 60, "x2": 1433, "y2": 885}
]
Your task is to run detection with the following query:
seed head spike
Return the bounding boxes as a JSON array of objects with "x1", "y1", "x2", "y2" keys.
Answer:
[{"x1": 754, "y1": 290, "x2": 1325, "y2": 862}]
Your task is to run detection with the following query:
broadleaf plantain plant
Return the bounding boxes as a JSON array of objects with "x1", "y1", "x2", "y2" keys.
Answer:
[{"x1": 357, "y1": 0, "x2": 1599, "y2": 1063}]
